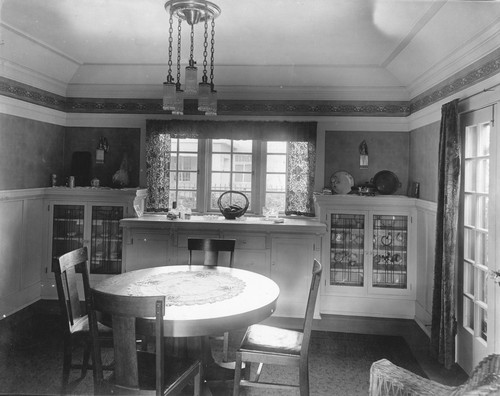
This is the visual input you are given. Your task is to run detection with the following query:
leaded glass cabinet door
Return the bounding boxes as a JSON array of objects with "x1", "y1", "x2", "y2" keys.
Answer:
[
  {"x1": 372, "y1": 214, "x2": 408, "y2": 289},
  {"x1": 51, "y1": 204, "x2": 85, "y2": 271},
  {"x1": 90, "y1": 205, "x2": 123, "y2": 274},
  {"x1": 329, "y1": 213, "x2": 365, "y2": 287}
]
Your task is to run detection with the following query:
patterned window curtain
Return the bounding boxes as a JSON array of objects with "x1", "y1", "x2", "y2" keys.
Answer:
[
  {"x1": 145, "y1": 131, "x2": 171, "y2": 211},
  {"x1": 145, "y1": 120, "x2": 317, "y2": 214},
  {"x1": 286, "y1": 141, "x2": 316, "y2": 216},
  {"x1": 430, "y1": 99, "x2": 461, "y2": 369}
]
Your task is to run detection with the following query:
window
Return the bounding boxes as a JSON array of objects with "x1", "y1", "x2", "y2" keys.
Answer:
[
  {"x1": 169, "y1": 138, "x2": 198, "y2": 209},
  {"x1": 265, "y1": 141, "x2": 287, "y2": 212},
  {"x1": 210, "y1": 139, "x2": 253, "y2": 210},
  {"x1": 145, "y1": 120, "x2": 317, "y2": 215}
]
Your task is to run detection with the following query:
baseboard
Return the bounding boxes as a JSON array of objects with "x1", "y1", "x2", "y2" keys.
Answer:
[{"x1": 414, "y1": 315, "x2": 432, "y2": 338}]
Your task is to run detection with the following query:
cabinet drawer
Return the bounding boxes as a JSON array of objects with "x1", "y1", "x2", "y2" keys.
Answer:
[{"x1": 234, "y1": 236, "x2": 266, "y2": 250}]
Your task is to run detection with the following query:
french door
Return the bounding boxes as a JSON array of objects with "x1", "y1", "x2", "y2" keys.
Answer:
[{"x1": 456, "y1": 105, "x2": 496, "y2": 374}]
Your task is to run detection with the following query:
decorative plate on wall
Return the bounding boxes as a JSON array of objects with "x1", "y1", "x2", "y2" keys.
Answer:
[{"x1": 330, "y1": 171, "x2": 354, "y2": 195}]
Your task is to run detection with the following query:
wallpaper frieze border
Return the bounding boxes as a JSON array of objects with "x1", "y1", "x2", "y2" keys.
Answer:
[
  {"x1": 1, "y1": 48, "x2": 499, "y2": 117},
  {"x1": 410, "y1": 47, "x2": 500, "y2": 113},
  {"x1": 0, "y1": 78, "x2": 409, "y2": 116}
]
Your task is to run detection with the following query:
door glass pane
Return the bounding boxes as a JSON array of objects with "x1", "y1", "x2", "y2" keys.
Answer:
[
  {"x1": 91, "y1": 206, "x2": 123, "y2": 274},
  {"x1": 477, "y1": 232, "x2": 487, "y2": 266},
  {"x1": 465, "y1": 126, "x2": 477, "y2": 157},
  {"x1": 464, "y1": 296, "x2": 474, "y2": 331},
  {"x1": 477, "y1": 159, "x2": 489, "y2": 193},
  {"x1": 52, "y1": 205, "x2": 85, "y2": 271},
  {"x1": 372, "y1": 215, "x2": 408, "y2": 289},
  {"x1": 330, "y1": 214, "x2": 365, "y2": 287},
  {"x1": 477, "y1": 124, "x2": 490, "y2": 156},
  {"x1": 479, "y1": 308, "x2": 487, "y2": 341},
  {"x1": 464, "y1": 261, "x2": 474, "y2": 295},
  {"x1": 464, "y1": 194, "x2": 475, "y2": 227},
  {"x1": 464, "y1": 228, "x2": 475, "y2": 261},
  {"x1": 477, "y1": 196, "x2": 488, "y2": 230},
  {"x1": 464, "y1": 160, "x2": 476, "y2": 192},
  {"x1": 477, "y1": 269, "x2": 487, "y2": 304}
]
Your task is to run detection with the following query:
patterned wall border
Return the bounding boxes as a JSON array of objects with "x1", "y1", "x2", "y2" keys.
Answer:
[
  {"x1": 410, "y1": 47, "x2": 500, "y2": 113},
  {"x1": 1, "y1": 48, "x2": 499, "y2": 117}
]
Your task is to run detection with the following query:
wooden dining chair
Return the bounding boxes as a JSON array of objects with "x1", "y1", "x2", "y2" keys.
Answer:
[
  {"x1": 233, "y1": 259, "x2": 322, "y2": 396},
  {"x1": 54, "y1": 247, "x2": 113, "y2": 394},
  {"x1": 187, "y1": 238, "x2": 236, "y2": 267},
  {"x1": 187, "y1": 238, "x2": 236, "y2": 362},
  {"x1": 88, "y1": 290, "x2": 202, "y2": 396}
]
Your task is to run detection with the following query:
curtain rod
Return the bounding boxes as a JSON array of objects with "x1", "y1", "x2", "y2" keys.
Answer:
[{"x1": 459, "y1": 81, "x2": 500, "y2": 102}]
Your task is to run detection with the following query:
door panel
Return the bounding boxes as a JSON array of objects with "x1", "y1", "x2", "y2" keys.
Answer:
[{"x1": 457, "y1": 106, "x2": 493, "y2": 374}]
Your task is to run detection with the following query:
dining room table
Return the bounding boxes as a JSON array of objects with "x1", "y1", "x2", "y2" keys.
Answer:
[{"x1": 92, "y1": 264, "x2": 280, "y2": 394}]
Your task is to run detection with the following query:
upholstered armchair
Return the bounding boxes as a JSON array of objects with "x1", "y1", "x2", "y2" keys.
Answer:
[{"x1": 369, "y1": 354, "x2": 500, "y2": 396}]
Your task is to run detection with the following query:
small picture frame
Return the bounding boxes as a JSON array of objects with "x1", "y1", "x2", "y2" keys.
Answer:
[{"x1": 407, "y1": 182, "x2": 420, "y2": 198}]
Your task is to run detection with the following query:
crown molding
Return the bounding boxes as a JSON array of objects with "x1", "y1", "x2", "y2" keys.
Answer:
[
  {"x1": 0, "y1": 95, "x2": 67, "y2": 126},
  {"x1": 408, "y1": 18, "x2": 500, "y2": 97},
  {"x1": 0, "y1": 59, "x2": 68, "y2": 97},
  {"x1": 409, "y1": 48, "x2": 500, "y2": 114}
]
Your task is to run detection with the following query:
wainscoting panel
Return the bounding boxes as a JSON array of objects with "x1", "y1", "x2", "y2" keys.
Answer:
[
  {"x1": 0, "y1": 189, "x2": 45, "y2": 317},
  {"x1": 415, "y1": 199, "x2": 437, "y2": 336}
]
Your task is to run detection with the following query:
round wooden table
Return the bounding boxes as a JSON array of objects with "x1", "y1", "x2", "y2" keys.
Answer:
[
  {"x1": 94, "y1": 265, "x2": 280, "y2": 392},
  {"x1": 93, "y1": 265, "x2": 280, "y2": 337}
]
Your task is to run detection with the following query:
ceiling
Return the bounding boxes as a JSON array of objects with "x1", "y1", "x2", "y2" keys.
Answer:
[{"x1": 1, "y1": 0, "x2": 500, "y2": 101}]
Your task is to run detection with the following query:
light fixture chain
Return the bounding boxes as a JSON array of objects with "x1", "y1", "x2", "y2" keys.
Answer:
[
  {"x1": 202, "y1": 13, "x2": 208, "y2": 82},
  {"x1": 210, "y1": 18, "x2": 215, "y2": 86},
  {"x1": 176, "y1": 18, "x2": 182, "y2": 86},
  {"x1": 189, "y1": 24, "x2": 195, "y2": 64},
  {"x1": 167, "y1": 13, "x2": 174, "y2": 81}
]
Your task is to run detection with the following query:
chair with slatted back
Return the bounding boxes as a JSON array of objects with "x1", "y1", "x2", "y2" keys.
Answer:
[
  {"x1": 89, "y1": 290, "x2": 202, "y2": 396},
  {"x1": 233, "y1": 259, "x2": 322, "y2": 396},
  {"x1": 188, "y1": 238, "x2": 235, "y2": 362},
  {"x1": 54, "y1": 247, "x2": 113, "y2": 394},
  {"x1": 187, "y1": 238, "x2": 236, "y2": 268}
]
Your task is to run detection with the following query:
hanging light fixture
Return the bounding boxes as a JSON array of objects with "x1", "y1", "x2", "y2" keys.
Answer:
[{"x1": 163, "y1": 0, "x2": 220, "y2": 115}]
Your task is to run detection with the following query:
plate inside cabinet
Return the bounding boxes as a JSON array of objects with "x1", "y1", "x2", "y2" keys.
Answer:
[
  {"x1": 372, "y1": 170, "x2": 400, "y2": 195},
  {"x1": 330, "y1": 171, "x2": 354, "y2": 195}
]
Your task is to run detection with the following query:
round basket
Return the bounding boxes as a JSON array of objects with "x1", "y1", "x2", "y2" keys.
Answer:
[{"x1": 217, "y1": 191, "x2": 249, "y2": 220}]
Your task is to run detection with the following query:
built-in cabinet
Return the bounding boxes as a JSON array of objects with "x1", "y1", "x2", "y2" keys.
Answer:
[
  {"x1": 121, "y1": 216, "x2": 325, "y2": 318},
  {"x1": 41, "y1": 188, "x2": 147, "y2": 298},
  {"x1": 315, "y1": 195, "x2": 417, "y2": 319},
  {"x1": 49, "y1": 203, "x2": 125, "y2": 274}
]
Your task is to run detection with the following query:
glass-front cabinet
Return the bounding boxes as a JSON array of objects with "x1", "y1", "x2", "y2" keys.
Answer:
[
  {"x1": 330, "y1": 213, "x2": 365, "y2": 287},
  {"x1": 327, "y1": 210, "x2": 411, "y2": 294},
  {"x1": 315, "y1": 195, "x2": 416, "y2": 318},
  {"x1": 45, "y1": 188, "x2": 147, "y2": 282},
  {"x1": 372, "y1": 214, "x2": 408, "y2": 290},
  {"x1": 50, "y1": 203, "x2": 124, "y2": 274}
]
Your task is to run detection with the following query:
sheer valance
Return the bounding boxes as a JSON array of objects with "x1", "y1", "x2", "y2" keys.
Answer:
[{"x1": 146, "y1": 120, "x2": 317, "y2": 143}]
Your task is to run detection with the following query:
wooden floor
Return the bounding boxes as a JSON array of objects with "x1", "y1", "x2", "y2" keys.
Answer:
[{"x1": 2, "y1": 300, "x2": 468, "y2": 389}]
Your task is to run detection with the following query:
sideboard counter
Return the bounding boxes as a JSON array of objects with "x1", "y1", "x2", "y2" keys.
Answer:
[
  {"x1": 120, "y1": 215, "x2": 327, "y2": 235},
  {"x1": 120, "y1": 214, "x2": 325, "y2": 318}
]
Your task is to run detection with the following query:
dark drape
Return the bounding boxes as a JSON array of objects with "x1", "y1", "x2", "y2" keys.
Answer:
[{"x1": 431, "y1": 99, "x2": 461, "y2": 369}]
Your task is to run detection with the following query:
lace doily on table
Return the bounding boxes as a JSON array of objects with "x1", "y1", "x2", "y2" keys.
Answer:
[{"x1": 127, "y1": 271, "x2": 246, "y2": 306}]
